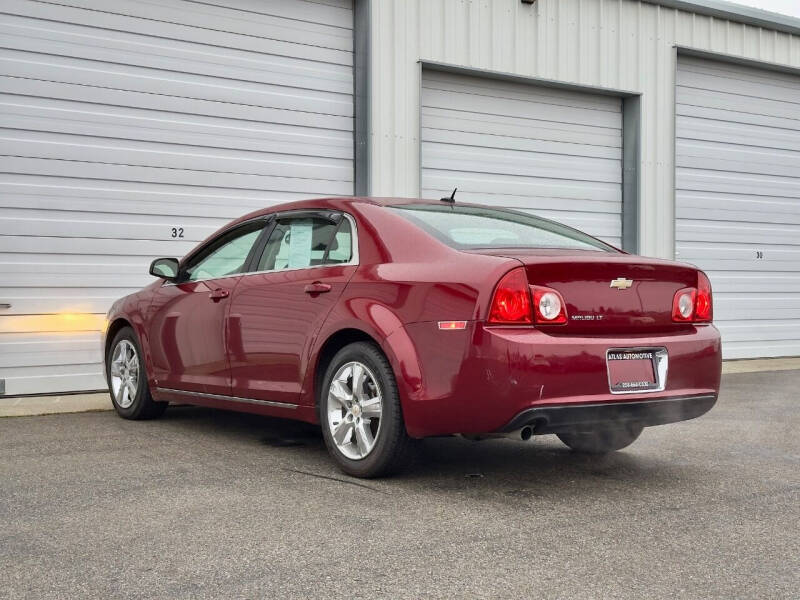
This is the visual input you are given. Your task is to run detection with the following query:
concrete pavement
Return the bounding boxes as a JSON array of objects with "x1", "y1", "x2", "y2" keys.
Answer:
[{"x1": 1, "y1": 369, "x2": 798, "y2": 599}]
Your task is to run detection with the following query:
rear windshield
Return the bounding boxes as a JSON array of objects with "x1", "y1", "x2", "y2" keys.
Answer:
[{"x1": 388, "y1": 204, "x2": 617, "y2": 252}]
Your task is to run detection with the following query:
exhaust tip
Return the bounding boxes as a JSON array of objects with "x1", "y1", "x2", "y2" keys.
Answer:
[{"x1": 520, "y1": 426, "x2": 533, "y2": 441}]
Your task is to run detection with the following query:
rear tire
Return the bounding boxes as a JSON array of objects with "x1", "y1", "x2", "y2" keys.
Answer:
[
  {"x1": 319, "y1": 342, "x2": 415, "y2": 478},
  {"x1": 106, "y1": 326, "x2": 167, "y2": 420},
  {"x1": 557, "y1": 423, "x2": 643, "y2": 454}
]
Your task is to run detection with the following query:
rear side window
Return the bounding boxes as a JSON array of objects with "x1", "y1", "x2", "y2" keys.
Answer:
[
  {"x1": 257, "y1": 216, "x2": 352, "y2": 271},
  {"x1": 388, "y1": 204, "x2": 616, "y2": 252},
  {"x1": 325, "y1": 218, "x2": 353, "y2": 264}
]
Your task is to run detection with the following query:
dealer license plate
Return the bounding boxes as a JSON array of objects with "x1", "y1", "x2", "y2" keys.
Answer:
[{"x1": 606, "y1": 348, "x2": 667, "y2": 394}]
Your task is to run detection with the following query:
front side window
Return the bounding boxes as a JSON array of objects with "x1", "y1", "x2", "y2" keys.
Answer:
[
  {"x1": 184, "y1": 223, "x2": 263, "y2": 282},
  {"x1": 388, "y1": 204, "x2": 617, "y2": 252},
  {"x1": 257, "y1": 216, "x2": 352, "y2": 271}
]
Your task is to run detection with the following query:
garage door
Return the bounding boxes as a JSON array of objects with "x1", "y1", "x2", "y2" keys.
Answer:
[
  {"x1": 0, "y1": 0, "x2": 353, "y2": 395},
  {"x1": 421, "y1": 70, "x2": 623, "y2": 247},
  {"x1": 675, "y1": 56, "x2": 800, "y2": 359}
]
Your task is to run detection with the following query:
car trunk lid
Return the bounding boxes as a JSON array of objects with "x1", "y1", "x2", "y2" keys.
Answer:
[{"x1": 471, "y1": 249, "x2": 699, "y2": 333}]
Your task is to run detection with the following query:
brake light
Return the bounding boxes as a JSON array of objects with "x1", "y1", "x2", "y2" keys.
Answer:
[
  {"x1": 488, "y1": 268, "x2": 532, "y2": 324},
  {"x1": 672, "y1": 272, "x2": 713, "y2": 323},
  {"x1": 532, "y1": 286, "x2": 568, "y2": 325},
  {"x1": 696, "y1": 271, "x2": 713, "y2": 322}
]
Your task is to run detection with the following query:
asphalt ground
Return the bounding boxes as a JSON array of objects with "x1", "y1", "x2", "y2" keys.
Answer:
[{"x1": 1, "y1": 370, "x2": 798, "y2": 599}]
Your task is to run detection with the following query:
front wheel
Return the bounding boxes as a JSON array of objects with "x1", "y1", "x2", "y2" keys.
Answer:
[
  {"x1": 319, "y1": 342, "x2": 415, "y2": 478},
  {"x1": 557, "y1": 423, "x2": 643, "y2": 454},
  {"x1": 107, "y1": 327, "x2": 167, "y2": 420}
]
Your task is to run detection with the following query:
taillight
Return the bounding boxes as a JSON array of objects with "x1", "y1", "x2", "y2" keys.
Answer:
[
  {"x1": 488, "y1": 268, "x2": 532, "y2": 324},
  {"x1": 695, "y1": 271, "x2": 713, "y2": 322},
  {"x1": 672, "y1": 288, "x2": 696, "y2": 322},
  {"x1": 532, "y1": 286, "x2": 568, "y2": 325},
  {"x1": 672, "y1": 272, "x2": 713, "y2": 323}
]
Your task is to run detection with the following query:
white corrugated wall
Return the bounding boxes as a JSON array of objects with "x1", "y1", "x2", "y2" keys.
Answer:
[
  {"x1": 0, "y1": 0, "x2": 353, "y2": 395},
  {"x1": 367, "y1": 0, "x2": 800, "y2": 260},
  {"x1": 420, "y1": 70, "x2": 624, "y2": 245},
  {"x1": 675, "y1": 55, "x2": 800, "y2": 358}
]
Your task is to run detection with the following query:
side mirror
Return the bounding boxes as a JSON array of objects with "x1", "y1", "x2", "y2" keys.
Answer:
[{"x1": 149, "y1": 258, "x2": 180, "y2": 281}]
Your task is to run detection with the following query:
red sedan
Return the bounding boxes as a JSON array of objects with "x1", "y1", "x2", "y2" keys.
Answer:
[{"x1": 103, "y1": 198, "x2": 721, "y2": 477}]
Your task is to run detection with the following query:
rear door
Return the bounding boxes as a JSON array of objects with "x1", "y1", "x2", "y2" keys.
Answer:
[{"x1": 227, "y1": 211, "x2": 358, "y2": 405}]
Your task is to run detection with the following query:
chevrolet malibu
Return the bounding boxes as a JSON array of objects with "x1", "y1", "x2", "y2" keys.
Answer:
[{"x1": 103, "y1": 197, "x2": 722, "y2": 477}]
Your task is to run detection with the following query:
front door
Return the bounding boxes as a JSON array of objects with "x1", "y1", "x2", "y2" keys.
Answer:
[
  {"x1": 227, "y1": 212, "x2": 357, "y2": 405},
  {"x1": 147, "y1": 220, "x2": 266, "y2": 396}
]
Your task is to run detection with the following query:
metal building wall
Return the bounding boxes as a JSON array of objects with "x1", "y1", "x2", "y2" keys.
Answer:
[
  {"x1": 420, "y1": 69, "x2": 624, "y2": 246},
  {"x1": 674, "y1": 55, "x2": 800, "y2": 358},
  {"x1": 0, "y1": 0, "x2": 354, "y2": 395},
  {"x1": 366, "y1": 0, "x2": 800, "y2": 259}
]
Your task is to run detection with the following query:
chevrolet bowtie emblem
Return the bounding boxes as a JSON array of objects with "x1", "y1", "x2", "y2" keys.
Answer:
[{"x1": 610, "y1": 278, "x2": 633, "y2": 290}]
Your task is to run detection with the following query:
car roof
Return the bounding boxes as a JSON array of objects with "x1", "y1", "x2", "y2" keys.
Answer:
[
  {"x1": 275, "y1": 197, "x2": 446, "y2": 210},
  {"x1": 230, "y1": 196, "x2": 454, "y2": 224}
]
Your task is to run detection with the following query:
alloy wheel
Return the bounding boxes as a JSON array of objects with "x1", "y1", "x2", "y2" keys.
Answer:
[
  {"x1": 326, "y1": 361, "x2": 383, "y2": 460},
  {"x1": 110, "y1": 339, "x2": 139, "y2": 409}
]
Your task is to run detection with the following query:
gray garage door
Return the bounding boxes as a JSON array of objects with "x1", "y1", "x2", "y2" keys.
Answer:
[
  {"x1": 0, "y1": 0, "x2": 353, "y2": 395},
  {"x1": 421, "y1": 70, "x2": 623, "y2": 247},
  {"x1": 675, "y1": 56, "x2": 800, "y2": 359}
]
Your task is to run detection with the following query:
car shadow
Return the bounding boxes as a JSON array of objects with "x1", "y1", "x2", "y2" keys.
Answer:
[
  {"x1": 160, "y1": 404, "x2": 325, "y2": 448},
  {"x1": 156, "y1": 405, "x2": 703, "y2": 501}
]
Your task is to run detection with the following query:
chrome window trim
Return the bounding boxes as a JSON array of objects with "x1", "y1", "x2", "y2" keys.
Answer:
[
  {"x1": 162, "y1": 211, "x2": 359, "y2": 286},
  {"x1": 157, "y1": 387, "x2": 298, "y2": 410}
]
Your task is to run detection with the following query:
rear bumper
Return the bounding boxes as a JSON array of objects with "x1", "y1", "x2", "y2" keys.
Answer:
[
  {"x1": 392, "y1": 321, "x2": 722, "y2": 438},
  {"x1": 500, "y1": 393, "x2": 717, "y2": 434}
]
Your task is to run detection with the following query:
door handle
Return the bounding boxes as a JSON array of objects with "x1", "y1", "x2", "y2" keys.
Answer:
[
  {"x1": 209, "y1": 288, "x2": 230, "y2": 301},
  {"x1": 304, "y1": 282, "x2": 332, "y2": 294}
]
